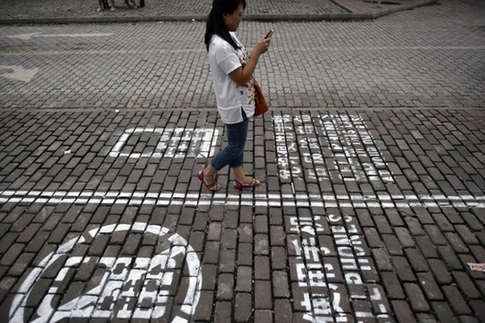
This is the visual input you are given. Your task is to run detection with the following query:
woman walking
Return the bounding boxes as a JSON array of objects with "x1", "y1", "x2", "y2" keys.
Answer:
[{"x1": 198, "y1": 0, "x2": 272, "y2": 191}]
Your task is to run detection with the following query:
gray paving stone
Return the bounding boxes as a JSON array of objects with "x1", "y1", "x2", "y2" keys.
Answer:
[
  {"x1": 404, "y1": 283, "x2": 430, "y2": 312},
  {"x1": 216, "y1": 273, "x2": 234, "y2": 300},
  {"x1": 381, "y1": 271, "x2": 405, "y2": 300},
  {"x1": 417, "y1": 272, "x2": 444, "y2": 301},
  {"x1": 469, "y1": 300, "x2": 485, "y2": 323},
  {"x1": 219, "y1": 248, "x2": 236, "y2": 273},
  {"x1": 234, "y1": 292, "x2": 252, "y2": 323},
  {"x1": 271, "y1": 247, "x2": 288, "y2": 270},
  {"x1": 391, "y1": 300, "x2": 416, "y2": 322},
  {"x1": 274, "y1": 299, "x2": 292, "y2": 322},
  {"x1": 442, "y1": 285, "x2": 472, "y2": 315},
  {"x1": 254, "y1": 280, "x2": 272, "y2": 309},
  {"x1": 192, "y1": 290, "x2": 213, "y2": 320},
  {"x1": 452, "y1": 271, "x2": 482, "y2": 299},
  {"x1": 214, "y1": 301, "x2": 232, "y2": 323},
  {"x1": 392, "y1": 256, "x2": 416, "y2": 282},
  {"x1": 437, "y1": 245, "x2": 464, "y2": 270},
  {"x1": 382, "y1": 234, "x2": 404, "y2": 256}
]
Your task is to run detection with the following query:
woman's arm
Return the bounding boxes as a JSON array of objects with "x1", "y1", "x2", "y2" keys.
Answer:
[{"x1": 228, "y1": 38, "x2": 271, "y2": 86}]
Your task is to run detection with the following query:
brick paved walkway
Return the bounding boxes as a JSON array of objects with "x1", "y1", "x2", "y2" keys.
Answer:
[
  {"x1": 0, "y1": 0, "x2": 484, "y2": 322},
  {"x1": 0, "y1": 0, "x2": 436, "y2": 23},
  {"x1": 1, "y1": 107, "x2": 484, "y2": 322}
]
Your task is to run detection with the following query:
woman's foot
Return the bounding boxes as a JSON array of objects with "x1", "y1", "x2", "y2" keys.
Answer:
[
  {"x1": 233, "y1": 177, "x2": 260, "y2": 190},
  {"x1": 197, "y1": 170, "x2": 221, "y2": 192}
]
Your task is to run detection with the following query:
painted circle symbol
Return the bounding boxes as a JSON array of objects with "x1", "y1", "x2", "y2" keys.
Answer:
[{"x1": 9, "y1": 223, "x2": 202, "y2": 322}]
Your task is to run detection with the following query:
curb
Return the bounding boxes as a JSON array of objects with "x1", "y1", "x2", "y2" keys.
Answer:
[{"x1": 0, "y1": 0, "x2": 438, "y2": 25}]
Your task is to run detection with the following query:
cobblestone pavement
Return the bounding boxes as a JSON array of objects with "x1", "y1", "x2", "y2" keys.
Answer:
[
  {"x1": 0, "y1": 0, "x2": 343, "y2": 21},
  {"x1": 1, "y1": 5, "x2": 484, "y2": 110},
  {"x1": 0, "y1": 0, "x2": 433, "y2": 23},
  {"x1": 1, "y1": 0, "x2": 485, "y2": 322}
]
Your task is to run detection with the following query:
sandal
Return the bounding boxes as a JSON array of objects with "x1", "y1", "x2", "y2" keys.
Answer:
[
  {"x1": 197, "y1": 170, "x2": 221, "y2": 192},
  {"x1": 233, "y1": 178, "x2": 260, "y2": 190}
]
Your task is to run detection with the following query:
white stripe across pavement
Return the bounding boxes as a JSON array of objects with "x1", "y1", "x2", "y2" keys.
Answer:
[
  {"x1": 6, "y1": 32, "x2": 114, "y2": 40},
  {"x1": 1, "y1": 190, "x2": 483, "y2": 209}
]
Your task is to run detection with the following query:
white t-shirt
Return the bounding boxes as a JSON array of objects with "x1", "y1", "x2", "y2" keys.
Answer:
[{"x1": 208, "y1": 32, "x2": 255, "y2": 124}]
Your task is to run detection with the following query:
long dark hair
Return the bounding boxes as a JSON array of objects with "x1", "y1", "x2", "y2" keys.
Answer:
[{"x1": 204, "y1": 0, "x2": 246, "y2": 51}]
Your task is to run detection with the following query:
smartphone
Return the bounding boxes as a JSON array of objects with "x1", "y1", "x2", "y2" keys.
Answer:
[{"x1": 265, "y1": 29, "x2": 274, "y2": 39}]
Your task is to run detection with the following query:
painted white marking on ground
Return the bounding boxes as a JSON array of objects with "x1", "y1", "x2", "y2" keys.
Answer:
[
  {"x1": 7, "y1": 32, "x2": 114, "y2": 40},
  {"x1": 274, "y1": 113, "x2": 394, "y2": 183},
  {"x1": 0, "y1": 190, "x2": 483, "y2": 208},
  {"x1": 291, "y1": 212, "x2": 391, "y2": 322},
  {"x1": 109, "y1": 128, "x2": 219, "y2": 159},
  {"x1": 0, "y1": 65, "x2": 39, "y2": 82},
  {"x1": 9, "y1": 223, "x2": 202, "y2": 322}
]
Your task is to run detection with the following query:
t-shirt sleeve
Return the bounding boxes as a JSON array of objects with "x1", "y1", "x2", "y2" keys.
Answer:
[{"x1": 215, "y1": 41, "x2": 241, "y2": 75}]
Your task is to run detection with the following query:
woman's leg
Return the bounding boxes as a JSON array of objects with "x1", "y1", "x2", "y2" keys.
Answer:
[
  {"x1": 202, "y1": 110, "x2": 260, "y2": 189},
  {"x1": 221, "y1": 118, "x2": 259, "y2": 185},
  {"x1": 210, "y1": 118, "x2": 248, "y2": 172}
]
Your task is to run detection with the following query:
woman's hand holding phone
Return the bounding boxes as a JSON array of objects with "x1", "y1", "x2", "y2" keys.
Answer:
[
  {"x1": 265, "y1": 29, "x2": 274, "y2": 39},
  {"x1": 254, "y1": 29, "x2": 274, "y2": 56}
]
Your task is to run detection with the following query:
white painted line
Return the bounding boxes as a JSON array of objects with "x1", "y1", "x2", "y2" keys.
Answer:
[
  {"x1": 0, "y1": 190, "x2": 483, "y2": 208},
  {"x1": 7, "y1": 32, "x2": 114, "y2": 40}
]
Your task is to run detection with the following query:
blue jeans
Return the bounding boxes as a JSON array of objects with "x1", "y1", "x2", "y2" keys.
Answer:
[{"x1": 211, "y1": 111, "x2": 248, "y2": 171}]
